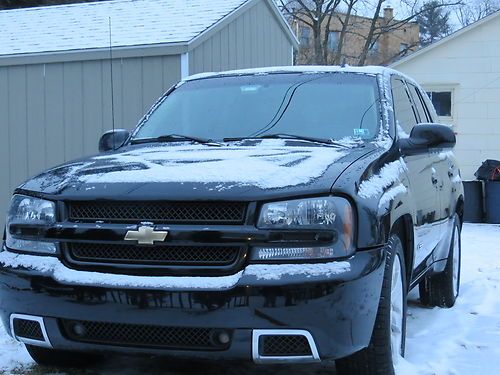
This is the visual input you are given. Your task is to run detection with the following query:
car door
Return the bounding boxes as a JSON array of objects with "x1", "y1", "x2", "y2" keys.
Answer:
[
  {"x1": 408, "y1": 83, "x2": 452, "y2": 237},
  {"x1": 391, "y1": 77, "x2": 442, "y2": 268}
]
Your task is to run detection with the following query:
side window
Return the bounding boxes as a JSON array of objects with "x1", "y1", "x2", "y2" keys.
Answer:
[
  {"x1": 391, "y1": 77, "x2": 418, "y2": 136},
  {"x1": 408, "y1": 84, "x2": 431, "y2": 123},
  {"x1": 299, "y1": 26, "x2": 310, "y2": 46}
]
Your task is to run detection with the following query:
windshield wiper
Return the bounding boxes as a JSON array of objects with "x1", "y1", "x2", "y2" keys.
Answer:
[
  {"x1": 131, "y1": 134, "x2": 222, "y2": 146},
  {"x1": 225, "y1": 133, "x2": 352, "y2": 148}
]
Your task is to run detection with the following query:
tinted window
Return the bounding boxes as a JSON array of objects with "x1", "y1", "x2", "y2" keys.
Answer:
[
  {"x1": 133, "y1": 73, "x2": 381, "y2": 142},
  {"x1": 408, "y1": 84, "x2": 430, "y2": 123},
  {"x1": 420, "y1": 90, "x2": 437, "y2": 122},
  {"x1": 391, "y1": 78, "x2": 417, "y2": 136}
]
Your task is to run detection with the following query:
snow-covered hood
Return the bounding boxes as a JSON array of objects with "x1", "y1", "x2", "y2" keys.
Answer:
[{"x1": 19, "y1": 140, "x2": 376, "y2": 201}]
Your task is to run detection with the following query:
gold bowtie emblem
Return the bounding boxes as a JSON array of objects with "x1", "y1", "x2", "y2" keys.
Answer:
[{"x1": 124, "y1": 226, "x2": 168, "y2": 245}]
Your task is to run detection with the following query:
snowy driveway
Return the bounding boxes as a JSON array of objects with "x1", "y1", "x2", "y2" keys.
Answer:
[{"x1": 1, "y1": 224, "x2": 500, "y2": 375}]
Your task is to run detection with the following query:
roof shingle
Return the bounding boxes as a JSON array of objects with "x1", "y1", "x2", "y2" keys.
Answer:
[{"x1": 0, "y1": 0, "x2": 249, "y2": 56}]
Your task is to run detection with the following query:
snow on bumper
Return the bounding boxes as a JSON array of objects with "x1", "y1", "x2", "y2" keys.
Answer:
[{"x1": 0, "y1": 250, "x2": 353, "y2": 290}]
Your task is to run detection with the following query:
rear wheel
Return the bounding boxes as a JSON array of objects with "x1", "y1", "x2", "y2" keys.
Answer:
[
  {"x1": 419, "y1": 215, "x2": 461, "y2": 308},
  {"x1": 336, "y1": 233, "x2": 407, "y2": 375},
  {"x1": 25, "y1": 344, "x2": 101, "y2": 368}
]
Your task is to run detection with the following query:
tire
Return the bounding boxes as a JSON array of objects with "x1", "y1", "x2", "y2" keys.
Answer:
[
  {"x1": 25, "y1": 344, "x2": 101, "y2": 368},
  {"x1": 419, "y1": 215, "x2": 461, "y2": 308},
  {"x1": 336, "y1": 234, "x2": 407, "y2": 375}
]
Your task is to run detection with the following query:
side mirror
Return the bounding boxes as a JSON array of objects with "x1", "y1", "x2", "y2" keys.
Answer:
[
  {"x1": 400, "y1": 124, "x2": 456, "y2": 152},
  {"x1": 98, "y1": 129, "x2": 130, "y2": 152}
]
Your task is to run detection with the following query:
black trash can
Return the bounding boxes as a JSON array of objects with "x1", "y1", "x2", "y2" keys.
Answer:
[
  {"x1": 485, "y1": 181, "x2": 500, "y2": 224},
  {"x1": 463, "y1": 180, "x2": 484, "y2": 223}
]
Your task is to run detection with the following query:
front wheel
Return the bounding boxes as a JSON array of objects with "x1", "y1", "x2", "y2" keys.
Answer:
[
  {"x1": 25, "y1": 344, "x2": 101, "y2": 368},
  {"x1": 336, "y1": 233, "x2": 407, "y2": 375}
]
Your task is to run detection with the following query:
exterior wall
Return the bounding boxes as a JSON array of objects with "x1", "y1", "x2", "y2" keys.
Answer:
[
  {"x1": 189, "y1": 0, "x2": 293, "y2": 74},
  {"x1": 291, "y1": 10, "x2": 419, "y2": 66},
  {"x1": 0, "y1": 55, "x2": 181, "y2": 227},
  {"x1": 393, "y1": 15, "x2": 500, "y2": 180},
  {"x1": 0, "y1": 0, "x2": 296, "y2": 227}
]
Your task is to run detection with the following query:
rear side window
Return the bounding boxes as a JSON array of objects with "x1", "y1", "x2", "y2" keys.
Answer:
[
  {"x1": 391, "y1": 77, "x2": 418, "y2": 136},
  {"x1": 408, "y1": 84, "x2": 431, "y2": 123}
]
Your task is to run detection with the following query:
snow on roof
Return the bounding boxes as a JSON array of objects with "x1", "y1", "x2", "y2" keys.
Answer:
[
  {"x1": 184, "y1": 65, "x2": 398, "y2": 81},
  {"x1": 0, "y1": 0, "x2": 249, "y2": 57}
]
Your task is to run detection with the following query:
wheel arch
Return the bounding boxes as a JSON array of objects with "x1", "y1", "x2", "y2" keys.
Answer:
[{"x1": 390, "y1": 214, "x2": 414, "y2": 288}]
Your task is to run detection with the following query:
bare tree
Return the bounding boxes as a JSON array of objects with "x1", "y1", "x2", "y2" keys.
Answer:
[
  {"x1": 281, "y1": 0, "x2": 460, "y2": 66},
  {"x1": 280, "y1": 0, "x2": 343, "y2": 64},
  {"x1": 333, "y1": 0, "x2": 358, "y2": 64},
  {"x1": 454, "y1": 0, "x2": 500, "y2": 26}
]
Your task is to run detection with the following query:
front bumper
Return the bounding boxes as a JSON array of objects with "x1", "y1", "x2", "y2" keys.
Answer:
[{"x1": 0, "y1": 246, "x2": 385, "y2": 362}]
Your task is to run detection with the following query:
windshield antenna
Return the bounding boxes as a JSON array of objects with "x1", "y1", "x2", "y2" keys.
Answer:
[{"x1": 109, "y1": 17, "x2": 116, "y2": 147}]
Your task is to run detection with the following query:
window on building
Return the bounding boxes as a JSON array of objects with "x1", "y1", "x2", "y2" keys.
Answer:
[
  {"x1": 369, "y1": 40, "x2": 380, "y2": 56},
  {"x1": 328, "y1": 31, "x2": 339, "y2": 51},
  {"x1": 426, "y1": 91, "x2": 452, "y2": 117},
  {"x1": 400, "y1": 43, "x2": 409, "y2": 53},
  {"x1": 299, "y1": 26, "x2": 310, "y2": 46}
]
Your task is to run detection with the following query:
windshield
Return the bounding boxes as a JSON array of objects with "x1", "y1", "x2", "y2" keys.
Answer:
[{"x1": 132, "y1": 73, "x2": 381, "y2": 142}]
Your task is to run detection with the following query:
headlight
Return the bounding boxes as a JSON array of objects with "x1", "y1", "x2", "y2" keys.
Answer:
[
  {"x1": 5, "y1": 195, "x2": 57, "y2": 254},
  {"x1": 253, "y1": 197, "x2": 354, "y2": 261}
]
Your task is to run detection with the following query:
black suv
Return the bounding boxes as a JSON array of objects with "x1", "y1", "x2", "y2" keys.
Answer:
[{"x1": 0, "y1": 67, "x2": 463, "y2": 374}]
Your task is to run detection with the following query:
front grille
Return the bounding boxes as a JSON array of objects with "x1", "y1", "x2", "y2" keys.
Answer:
[
  {"x1": 13, "y1": 319, "x2": 44, "y2": 341},
  {"x1": 67, "y1": 201, "x2": 247, "y2": 224},
  {"x1": 67, "y1": 243, "x2": 241, "y2": 266},
  {"x1": 60, "y1": 320, "x2": 231, "y2": 351},
  {"x1": 259, "y1": 335, "x2": 312, "y2": 357}
]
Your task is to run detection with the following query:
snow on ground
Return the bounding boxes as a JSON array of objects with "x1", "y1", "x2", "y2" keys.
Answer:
[
  {"x1": 397, "y1": 223, "x2": 500, "y2": 375},
  {"x1": 1, "y1": 223, "x2": 499, "y2": 374}
]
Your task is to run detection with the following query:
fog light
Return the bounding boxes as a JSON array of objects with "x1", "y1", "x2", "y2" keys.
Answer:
[
  {"x1": 71, "y1": 323, "x2": 86, "y2": 337},
  {"x1": 210, "y1": 329, "x2": 231, "y2": 345},
  {"x1": 218, "y1": 331, "x2": 230, "y2": 345}
]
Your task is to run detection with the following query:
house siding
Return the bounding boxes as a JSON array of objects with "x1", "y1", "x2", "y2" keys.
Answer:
[
  {"x1": 189, "y1": 0, "x2": 293, "y2": 74},
  {"x1": 0, "y1": 55, "x2": 181, "y2": 227},
  {"x1": 0, "y1": 0, "x2": 296, "y2": 228},
  {"x1": 393, "y1": 15, "x2": 500, "y2": 180}
]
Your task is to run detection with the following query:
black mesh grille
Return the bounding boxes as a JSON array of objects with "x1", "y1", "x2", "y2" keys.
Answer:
[
  {"x1": 60, "y1": 320, "x2": 231, "y2": 351},
  {"x1": 67, "y1": 201, "x2": 246, "y2": 224},
  {"x1": 68, "y1": 243, "x2": 241, "y2": 266},
  {"x1": 13, "y1": 319, "x2": 44, "y2": 341},
  {"x1": 259, "y1": 335, "x2": 312, "y2": 357}
]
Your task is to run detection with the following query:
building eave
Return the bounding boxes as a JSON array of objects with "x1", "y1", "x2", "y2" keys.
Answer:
[
  {"x1": 0, "y1": 0, "x2": 298, "y2": 67},
  {"x1": 0, "y1": 42, "x2": 188, "y2": 67}
]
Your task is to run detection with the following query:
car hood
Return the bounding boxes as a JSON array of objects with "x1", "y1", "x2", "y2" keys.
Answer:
[{"x1": 19, "y1": 140, "x2": 378, "y2": 201}]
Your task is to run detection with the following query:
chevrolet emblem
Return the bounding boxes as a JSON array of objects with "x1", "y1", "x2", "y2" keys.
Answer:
[{"x1": 124, "y1": 226, "x2": 169, "y2": 245}]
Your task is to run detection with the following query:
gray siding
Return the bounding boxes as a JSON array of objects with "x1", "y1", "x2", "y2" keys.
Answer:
[
  {"x1": 0, "y1": 0, "x2": 296, "y2": 229},
  {"x1": 0, "y1": 55, "x2": 181, "y2": 226},
  {"x1": 189, "y1": 1, "x2": 293, "y2": 74}
]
